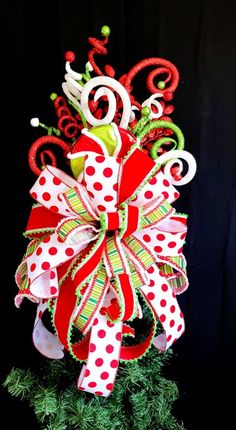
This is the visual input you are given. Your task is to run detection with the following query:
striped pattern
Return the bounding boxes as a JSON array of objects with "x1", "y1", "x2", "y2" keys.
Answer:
[
  {"x1": 170, "y1": 255, "x2": 186, "y2": 272},
  {"x1": 141, "y1": 200, "x2": 173, "y2": 228},
  {"x1": 26, "y1": 238, "x2": 41, "y2": 257},
  {"x1": 158, "y1": 255, "x2": 188, "y2": 293},
  {"x1": 130, "y1": 269, "x2": 145, "y2": 288},
  {"x1": 159, "y1": 264, "x2": 173, "y2": 277},
  {"x1": 16, "y1": 239, "x2": 40, "y2": 290},
  {"x1": 105, "y1": 236, "x2": 128, "y2": 276},
  {"x1": 16, "y1": 261, "x2": 29, "y2": 290},
  {"x1": 159, "y1": 255, "x2": 186, "y2": 274},
  {"x1": 124, "y1": 236, "x2": 156, "y2": 270},
  {"x1": 63, "y1": 187, "x2": 96, "y2": 222},
  {"x1": 74, "y1": 267, "x2": 108, "y2": 333},
  {"x1": 56, "y1": 218, "x2": 88, "y2": 242},
  {"x1": 169, "y1": 274, "x2": 187, "y2": 292}
]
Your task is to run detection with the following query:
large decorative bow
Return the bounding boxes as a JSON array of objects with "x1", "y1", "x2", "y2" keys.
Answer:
[{"x1": 16, "y1": 147, "x2": 188, "y2": 397}]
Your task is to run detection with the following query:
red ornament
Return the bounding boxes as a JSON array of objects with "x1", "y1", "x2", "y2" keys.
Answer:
[{"x1": 65, "y1": 51, "x2": 75, "y2": 62}]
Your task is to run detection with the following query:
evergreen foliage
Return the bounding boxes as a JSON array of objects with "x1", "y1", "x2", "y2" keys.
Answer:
[{"x1": 4, "y1": 349, "x2": 185, "y2": 430}]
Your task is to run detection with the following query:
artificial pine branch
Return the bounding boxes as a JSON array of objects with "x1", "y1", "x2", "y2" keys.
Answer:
[
  {"x1": 3, "y1": 368, "x2": 36, "y2": 400},
  {"x1": 4, "y1": 349, "x2": 185, "y2": 430}
]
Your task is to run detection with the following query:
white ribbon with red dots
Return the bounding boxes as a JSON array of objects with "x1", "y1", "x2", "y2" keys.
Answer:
[
  {"x1": 141, "y1": 264, "x2": 185, "y2": 351},
  {"x1": 77, "y1": 293, "x2": 122, "y2": 397},
  {"x1": 17, "y1": 152, "x2": 190, "y2": 397}
]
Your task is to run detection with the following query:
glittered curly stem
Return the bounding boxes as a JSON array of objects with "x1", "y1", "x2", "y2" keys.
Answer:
[
  {"x1": 28, "y1": 136, "x2": 71, "y2": 176},
  {"x1": 124, "y1": 58, "x2": 179, "y2": 96},
  {"x1": 52, "y1": 94, "x2": 83, "y2": 138},
  {"x1": 136, "y1": 120, "x2": 184, "y2": 159},
  {"x1": 88, "y1": 36, "x2": 109, "y2": 76},
  {"x1": 150, "y1": 137, "x2": 177, "y2": 159},
  {"x1": 87, "y1": 26, "x2": 115, "y2": 77}
]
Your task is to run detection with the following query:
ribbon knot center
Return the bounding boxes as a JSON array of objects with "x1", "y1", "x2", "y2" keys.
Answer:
[
  {"x1": 100, "y1": 205, "x2": 140, "y2": 238},
  {"x1": 100, "y1": 211, "x2": 121, "y2": 232}
]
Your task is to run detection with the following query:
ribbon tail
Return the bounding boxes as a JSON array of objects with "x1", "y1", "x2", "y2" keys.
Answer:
[
  {"x1": 74, "y1": 266, "x2": 110, "y2": 334},
  {"x1": 72, "y1": 234, "x2": 106, "y2": 288},
  {"x1": 54, "y1": 235, "x2": 106, "y2": 359},
  {"x1": 54, "y1": 269, "x2": 91, "y2": 361},
  {"x1": 104, "y1": 235, "x2": 138, "y2": 322},
  {"x1": 141, "y1": 264, "x2": 185, "y2": 351},
  {"x1": 53, "y1": 276, "x2": 77, "y2": 350},
  {"x1": 77, "y1": 314, "x2": 122, "y2": 397},
  {"x1": 33, "y1": 300, "x2": 64, "y2": 359},
  {"x1": 114, "y1": 274, "x2": 137, "y2": 321},
  {"x1": 120, "y1": 322, "x2": 156, "y2": 361}
]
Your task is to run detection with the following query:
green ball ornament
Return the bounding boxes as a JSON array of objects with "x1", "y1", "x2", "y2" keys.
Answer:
[
  {"x1": 101, "y1": 25, "x2": 111, "y2": 37},
  {"x1": 50, "y1": 92, "x2": 58, "y2": 101},
  {"x1": 157, "y1": 81, "x2": 166, "y2": 90},
  {"x1": 141, "y1": 106, "x2": 151, "y2": 117}
]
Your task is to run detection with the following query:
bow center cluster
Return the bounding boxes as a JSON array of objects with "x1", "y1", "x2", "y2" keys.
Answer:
[{"x1": 99, "y1": 204, "x2": 140, "y2": 238}]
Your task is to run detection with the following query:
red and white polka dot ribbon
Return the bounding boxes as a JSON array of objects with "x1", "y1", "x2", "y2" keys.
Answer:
[{"x1": 15, "y1": 147, "x2": 190, "y2": 397}]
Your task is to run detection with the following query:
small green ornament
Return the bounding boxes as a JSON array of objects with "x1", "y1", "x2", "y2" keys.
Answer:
[
  {"x1": 157, "y1": 81, "x2": 165, "y2": 90},
  {"x1": 141, "y1": 106, "x2": 151, "y2": 117},
  {"x1": 50, "y1": 92, "x2": 58, "y2": 101},
  {"x1": 101, "y1": 25, "x2": 111, "y2": 37}
]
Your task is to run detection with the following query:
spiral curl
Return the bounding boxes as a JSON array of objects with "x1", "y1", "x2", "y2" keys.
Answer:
[
  {"x1": 88, "y1": 35, "x2": 115, "y2": 77},
  {"x1": 53, "y1": 95, "x2": 82, "y2": 138},
  {"x1": 80, "y1": 76, "x2": 131, "y2": 129},
  {"x1": 28, "y1": 135, "x2": 70, "y2": 176},
  {"x1": 123, "y1": 58, "x2": 179, "y2": 102}
]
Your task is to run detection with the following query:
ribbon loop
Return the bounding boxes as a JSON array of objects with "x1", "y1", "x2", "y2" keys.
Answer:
[{"x1": 56, "y1": 217, "x2": 99, "y2": 245}]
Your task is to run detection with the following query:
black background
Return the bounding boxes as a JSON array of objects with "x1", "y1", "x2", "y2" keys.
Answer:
[{"x1": 1, "y1": 1, "x2": 236, "y2": 429}]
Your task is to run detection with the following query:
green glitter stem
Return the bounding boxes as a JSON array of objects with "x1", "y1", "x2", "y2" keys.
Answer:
[
  {"x1": 150, "y1": 137, "x2": 177, "y2": 160},
  {"x1": 137, "y1": 120, "x2": 185, "y2": 156},
  {"x1": 85, "y1": 66, "x2": 91, "y2": 80},
  {"x1": 68, "y1": 100, "x2": 88, "y2": 128},
  {"x1": 82, "y1": 73, "x2": 90, "y2": 82},
  {"x1": 39, "y1": 123, "x2": 61, "y2": 136},
  {"x1": 133, "y1": 117, "x2": 151, "y2": 136}
]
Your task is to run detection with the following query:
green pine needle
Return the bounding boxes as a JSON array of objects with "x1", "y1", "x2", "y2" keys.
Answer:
[
  {"x1": 3, "y1": 368, "x2": 36, "y2": 400},
  {"x1": 33, "y1": 386, "x2": 58, "y2": 422},
  {"x1": 4, "y1": 349, "x2": 185, "y2": 429}
]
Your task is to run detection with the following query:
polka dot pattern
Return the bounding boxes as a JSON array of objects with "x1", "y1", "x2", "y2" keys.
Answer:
[
  {"x1": 129, "y1": 170, "x2": 179, "y2": 207},
  {"x1": 30, "y1": 165, "x2": 79, "y2": 217},
  {"x1": 27, "y1": 232, "x2": 86, "y2": 298},
  {"x1": 84, "y1": 154, "x2": 121, "y2": 214},
  {"x1": 141, "y1": 264, "x2": 185, "y2": 351},
  {"x1": 77, "y1": 313, "x2": 122, "y2": 397},
  {"x1": 134, "y1": 217, "x2": 187, "y2": 257}
]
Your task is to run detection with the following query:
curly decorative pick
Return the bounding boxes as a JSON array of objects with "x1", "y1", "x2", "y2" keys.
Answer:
[
  {"x1": 51, "y1": 93, "x2": 83, "y2": 138},
  {"x1": 136, "y1": 119, "x2": 184, "y2": 156},
  {"x1": 80, "y1": 76, "x2": 132, "y2": 129},
  {"x1": 142, "y1": 93, "x2": 164, "y2": 119},
  {"x1": 28, "y1": 135, "x2": 71, "y2": 176},
  {"x1": 123, "y1": 58, "x2": 179, "y2": 100},
  {"x1": 157, "y1": 149, "x2": 197, "y2": 186},
  {"x1": 88, "y1": 25, "x2": 115, "y2": 77}
]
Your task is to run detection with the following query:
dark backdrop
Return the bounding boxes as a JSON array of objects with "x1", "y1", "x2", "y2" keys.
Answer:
[{"x1": 1, "y1": 1, "x2": 236, "y2": 429}]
